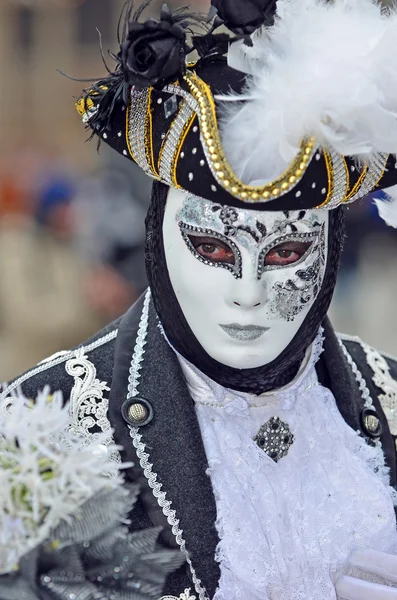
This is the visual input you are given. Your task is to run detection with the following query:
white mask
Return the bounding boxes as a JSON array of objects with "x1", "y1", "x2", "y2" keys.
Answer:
[{"x1": 163, "y1": 188, "x2": 329, "y2": 369}]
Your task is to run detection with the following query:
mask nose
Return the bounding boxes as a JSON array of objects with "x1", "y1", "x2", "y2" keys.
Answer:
[
  {"x1": 234, "y1": 300, "x2": 262, "y2": 307},
  {"x1": 229, "y1": 278, "x2": 267, "y2": 310}
]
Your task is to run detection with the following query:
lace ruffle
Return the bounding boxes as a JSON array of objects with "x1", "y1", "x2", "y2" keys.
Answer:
[{"x1": 184, "y1": 330, "x2": 397, "y2": 600}]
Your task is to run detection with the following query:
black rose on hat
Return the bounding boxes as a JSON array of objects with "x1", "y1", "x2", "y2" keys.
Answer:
[
  {"x1": 211, "y1": 0, "x2": 277, "y2": 35},
  {"x1": 119, "y1": 4, "x2": 188, "y2": 89}
]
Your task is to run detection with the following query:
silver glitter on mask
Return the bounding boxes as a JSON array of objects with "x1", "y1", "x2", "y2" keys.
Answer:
[
  {"x1": 220, "y1": 324, "x2": 269, "y2": 341},
  {"x1": 268, "y1": 226, "x2": 326, "y2": 322},
  {"x1": 177, "y1": 195, "x2": 327, "y2": 306}
]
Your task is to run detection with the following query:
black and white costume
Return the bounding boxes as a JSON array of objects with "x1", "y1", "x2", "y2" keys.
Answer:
[{"x1": 4, "y1": 0, "x2": 397, "y2": 598}]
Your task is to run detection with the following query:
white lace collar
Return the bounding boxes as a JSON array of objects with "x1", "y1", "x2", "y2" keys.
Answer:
[{"x1": 177, "y1": 328, "x2": 324, "y2": 412}]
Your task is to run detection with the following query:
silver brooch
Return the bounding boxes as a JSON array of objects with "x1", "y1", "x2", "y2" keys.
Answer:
[{"x1": 254, "y1": 416, "x2": 294, "y2": 462}]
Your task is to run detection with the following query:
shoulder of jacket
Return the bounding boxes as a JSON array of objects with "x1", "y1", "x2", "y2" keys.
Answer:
[
  {"x1": 1, "y1": 316, "x2": 121, "y2": 400},
  {"x1": 338, "y1": 332, "x2": 397, "y2": 435},
  {"x1": 338, "y1": 332, "x2": 397, "y2": 373}
]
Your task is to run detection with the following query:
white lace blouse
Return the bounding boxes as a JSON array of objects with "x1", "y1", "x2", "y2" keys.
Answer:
[{"x1": 177, "y1": 332, "x2": 397, "y2": 600}]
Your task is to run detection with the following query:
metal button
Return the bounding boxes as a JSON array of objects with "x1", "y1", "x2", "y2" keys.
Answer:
[
  {"x1": 121, "y1": 397, "x2": 153, "y2": 427},
  {"x1": 361, "y1": 408, "x2": 382, "y2": 439}
]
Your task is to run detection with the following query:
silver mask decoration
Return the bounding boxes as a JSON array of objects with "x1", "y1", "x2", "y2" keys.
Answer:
[{"x1": 177, "y1": 196, "x2": 326, "y2": 323}]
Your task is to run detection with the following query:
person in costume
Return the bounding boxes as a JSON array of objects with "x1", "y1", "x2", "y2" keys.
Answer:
[{"x1": 4, "y1": 0, "x2": 397, "y2": 598}]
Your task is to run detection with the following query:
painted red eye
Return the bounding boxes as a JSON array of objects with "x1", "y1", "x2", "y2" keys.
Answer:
[
  {"x1": 188, "y1": 235, "x2": 235, "y2": 265},
  {"x1": 265, "y1": 241, "x2": 312, "y2": 266}
]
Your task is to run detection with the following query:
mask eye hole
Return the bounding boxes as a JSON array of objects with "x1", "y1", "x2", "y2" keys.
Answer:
[
  {"x1": 264, "y1": 241, "x2": 313, "y2": 267},
  {"x1": 188, "y1": 235, "x2": 236, "y2": 265}
]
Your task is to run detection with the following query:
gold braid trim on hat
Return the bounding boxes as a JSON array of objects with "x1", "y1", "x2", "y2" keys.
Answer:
[
  {"x1": 146, "y1": 87, "x2": 159, "y2": 177},
  {"x1": 75, "y1": 75, "x2": 391, "y2": 209},
  {"x1": 172, "y1": 110, "x2": 196, "y2": 187},
  {"x1": 345, "y1": 165, "x2": 368, "y2": 202},
  {"x1": 344, "y1": 153, "x2": 389, "y2": 205},
  {"x1": 317, "y1": 150, "x2": 335, "y2": 208},
  {"x1": 183, "y1": 70, "x2": 316, "y2": 204}
]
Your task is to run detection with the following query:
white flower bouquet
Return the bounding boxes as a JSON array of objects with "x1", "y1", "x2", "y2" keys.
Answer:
[{"x1": 0, "y1": 388, "x2": 183, "y2": 600}]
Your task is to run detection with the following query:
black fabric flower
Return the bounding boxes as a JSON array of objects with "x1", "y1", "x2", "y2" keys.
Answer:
[
  {"x1": 119, "y1": 4, "x2": 187, "y2": 89},
  {"x1": 211, "y1": 0, "x2": 277, "y2": 35}
]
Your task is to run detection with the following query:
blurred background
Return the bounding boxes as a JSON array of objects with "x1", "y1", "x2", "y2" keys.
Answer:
[{"x1": 0, "y1": 0, "x2": 396, "y2": 381}]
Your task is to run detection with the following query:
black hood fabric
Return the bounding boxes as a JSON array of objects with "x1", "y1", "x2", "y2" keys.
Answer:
[{"x1": 145, "y1": 181, "x2": 345, "y2": 394}]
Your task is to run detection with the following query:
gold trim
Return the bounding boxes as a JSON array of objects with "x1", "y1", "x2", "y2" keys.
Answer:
[
  {"x1": 76, "y1": 96, "x2": 94, "y2": 117},
  {"x1": 317, "y1": 150, "x2": 334, "y2": 208},
  {"x1": 344, "y1": 154, "x2": 389, "y2": 204},
  {"x1": 157, "y1": 100, "x2": 184, "y2": 172},
  {"x1": 316, "y1": 151, "x2": 349, "y2": 208},
  {"x1": 126, "y1": 99, "x2": 136, "y2": 162},
  {"x1": 75, "y1": 86, "x2": 108, "y2": 119},
  {"x1": 145, "y1": 88, "x2": 159, "y2": 178},
  {"x1": 373, "y1": 161, "x2": 388, "y2": 191},
  {"x1": 173, "y1": 111, "x2": 196, "y2": 187},
  {"x1": 345, "y1": 164, "x2": 368, "y2": 202},
  {"x1": 158, "y1": 99, "x2": 195, "y2": 187},
  {"x1": 342, "y1": 156, "x2": 350, "y2": 202},
  {"x1": 369, "y1": 156, "x2": 388, "y2": 194},
  {"x1": 184, "y1": 70, "x2": 316, "y2": 204}
]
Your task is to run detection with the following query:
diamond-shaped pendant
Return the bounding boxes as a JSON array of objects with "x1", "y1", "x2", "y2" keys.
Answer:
[{"x1": 254, "y1": 416, "x2": 294, "y2": 463}]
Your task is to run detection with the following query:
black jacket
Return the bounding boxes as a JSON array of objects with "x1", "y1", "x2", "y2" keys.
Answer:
[{"x1": 4, "y1": 292, "x2": 397, "y2": 599}]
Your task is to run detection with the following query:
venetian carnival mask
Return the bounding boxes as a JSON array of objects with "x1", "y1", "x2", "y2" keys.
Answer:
[{"x1": 163, "y1": 188, "x2": 329, "y2": 369}]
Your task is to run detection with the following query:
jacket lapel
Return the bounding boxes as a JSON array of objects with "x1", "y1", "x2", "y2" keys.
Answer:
[
  {"x1": 108, "y1": 293, "x2": 220, "y2": 599},
  {"x1": 320, "y1": 318, "x2": 396, "y2": 485},
  {"x1": 320, "y1": 318, "x2": 363, "y2": 432}
]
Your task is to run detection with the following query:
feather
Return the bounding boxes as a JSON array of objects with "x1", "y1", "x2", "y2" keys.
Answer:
[
  {"x1": 374, "y1": 186, "x2": 397, "y2": 228},
  {"x1": 218, "y1": 0, "x2": 397, "y2": 185}
]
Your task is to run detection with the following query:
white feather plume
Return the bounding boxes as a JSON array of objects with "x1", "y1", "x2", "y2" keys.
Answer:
[
  {"x1": 218, "y1": 0, "x2": 397, "y2": 186},
  {"x1": 374, "y1": 185, "x2": 397, "y2": 228}
]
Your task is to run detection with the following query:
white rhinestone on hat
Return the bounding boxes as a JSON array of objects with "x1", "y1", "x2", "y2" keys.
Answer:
[
  {"x1": 128, "y1": 88, "x2": 154, "y2": 177},
  {"x1": 345, "y1": 153, "x2": 389, "y2": 204},
  {"x1": 189, "y1": 172, "x2": 194, "y2": 181},
  {"x1": 324, "y1": 150, "x2": 348, "y2": 209},
  {"x1": 159, "y1": 98, "x2": 194, "y2": 186}
]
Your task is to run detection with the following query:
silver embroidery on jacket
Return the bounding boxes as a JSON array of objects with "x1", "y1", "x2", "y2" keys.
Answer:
[
  {"x1": 362, "y1": 343, "x2": 397, "y2": 435},
  {"x1": 160, "y1": 590, "x2": 197, "y2": 600},
  {"x1": 127, "y1": 289, "x2": 207, "y2": 600},
  {"x1": 338, "y1": 338, "x2": 375, "y2": 411},
  {"x1": 66, "y1": 347, "x2": 121, "y2": 469}
]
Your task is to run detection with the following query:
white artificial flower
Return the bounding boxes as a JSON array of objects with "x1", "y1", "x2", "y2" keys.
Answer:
[{"x1": 0, "y1": 387, "x2": 125, "y2": 574}]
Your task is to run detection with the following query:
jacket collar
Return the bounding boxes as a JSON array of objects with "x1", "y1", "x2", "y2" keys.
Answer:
[{"x1": 108, "y1": 291, "x2": 220, "y2": 599}]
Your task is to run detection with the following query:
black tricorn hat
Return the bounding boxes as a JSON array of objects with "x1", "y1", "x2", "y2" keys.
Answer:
[{"x1": 76, "y1": 0, "x2": 397, "y2": 218}]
